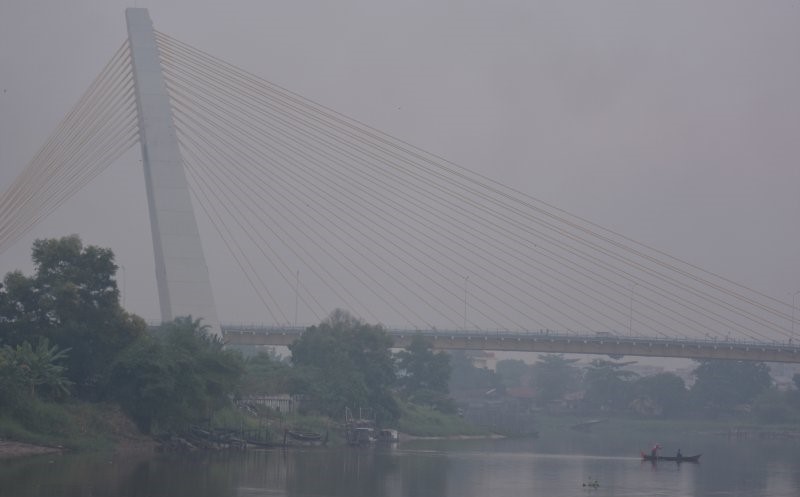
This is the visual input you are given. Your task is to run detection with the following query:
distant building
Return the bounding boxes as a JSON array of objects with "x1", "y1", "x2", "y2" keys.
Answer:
[{"x1": 470, "y1": 351, "x2": 497, "y2": 371}]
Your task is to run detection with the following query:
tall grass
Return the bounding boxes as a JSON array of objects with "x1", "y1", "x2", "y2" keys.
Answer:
[
  {"x1": 0, "y1": 399, "x2": 143, "y2": 451},
  {"x1": 397, "y1": 403, "x2": 486, "y2": 437}
]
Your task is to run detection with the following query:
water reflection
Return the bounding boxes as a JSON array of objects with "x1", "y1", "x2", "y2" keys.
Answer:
[{"x1": 0, "y1": 434, "x2": 797, "y2": 497}]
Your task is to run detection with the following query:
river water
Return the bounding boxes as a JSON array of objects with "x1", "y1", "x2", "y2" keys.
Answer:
[{"x1": 1, "y1": 431, "x2": 798, "y2": 497}]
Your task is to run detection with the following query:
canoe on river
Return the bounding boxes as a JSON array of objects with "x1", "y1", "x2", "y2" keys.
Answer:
[{"x1": 641, "y1": 452, "x2": 701, "y2": 463}]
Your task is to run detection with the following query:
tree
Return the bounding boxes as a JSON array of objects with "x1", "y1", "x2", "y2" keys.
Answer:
[
  {"x1": 0, "y1": 338, "x2": 72, "y2": 409},
  {"x1": 448, "y1": 350, "x2": 503, "y2": 393},
  {"x1": 530, "y1": 354, "x2": 581, "y2": 407},
  {"x1": 29, "y1": 236, "x2": 120, "y2": 325},
  {"x1": 0, "y1": 272, "x2": 41, "y2": 345},
  {"x1": 752, "y1": 390, "x2": 798, "y2": 424},
  {"x1": 0, "y1": 346, "x2": 26, "y2": 408},
  {"x1": 690, "y1": 360, "x2": 772, "y2": 415},
  {"x1": 581, "y1": 359, "x2": 638, "y2": 413},
  {"x1": 0, "y1": 236, "x2": 145, "y2": 396},
  {"x1": 12, "y1": 338, "x2": 73, "y2": 399},
  {"x1": 163, "y1": 317, "x2": 244, "y2": 410},
  {"x1": 105, "y1": 334, "x2": 174, "y2": 433},
  {"x1": 289, "y1": 310, "x2": 399, "y2": 423},
  {"x1": 496, "y1": 359, "x2": 530, "y2": 388},
  {"x1": 241, "y1": 351, "x2": 294, "y2": 397},
  {"x1": 107, "y1": 317, "x2": 244, "y2": 433},
  {"x1": 630, "y1": 372, "x2": 687, "y2": 417},
  {"x1": 396, "y1": 335, "x2": 452, "y2": 411}
]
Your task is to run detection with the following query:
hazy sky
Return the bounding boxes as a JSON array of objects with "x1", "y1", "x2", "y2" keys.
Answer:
[{"x1": 1, "y1": 0, "x2": 798, "y2": 326}]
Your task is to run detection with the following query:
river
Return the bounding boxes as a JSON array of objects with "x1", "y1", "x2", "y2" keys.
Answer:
[{"x1": 1, "y1": 430, "x2": 798, "y2": 496}]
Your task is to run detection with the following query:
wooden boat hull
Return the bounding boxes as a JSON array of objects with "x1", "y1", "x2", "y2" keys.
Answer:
[
  {"x1": 283, "y1": 429, "x2": 328, "y2": 447},
  {"x1": 641, "y1": 452, "x2": 701, "y2": 463}
]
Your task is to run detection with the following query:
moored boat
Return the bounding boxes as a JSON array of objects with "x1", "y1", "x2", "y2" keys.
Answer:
[
  {"x1": 377, "y1": 429, "x2": 399, "y2": 443},
  {"x1": 283, "y1": 429, "x2": 329, "y2": 447},
  {"x1": 346, "y1": 426, "x2": 377, "y2": 446},
  {"x1": 641, "y1": 452, "x2": 701, "y2": 463}
]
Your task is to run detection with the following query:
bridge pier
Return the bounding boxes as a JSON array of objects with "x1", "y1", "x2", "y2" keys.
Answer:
[{"x1": 126, "y1": 8, "x2": 221, "y2": 335}]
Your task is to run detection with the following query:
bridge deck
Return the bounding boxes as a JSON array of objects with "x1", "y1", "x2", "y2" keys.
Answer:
[{"x1": 221, "y1": 326, "x2": 800, "y2": 363}]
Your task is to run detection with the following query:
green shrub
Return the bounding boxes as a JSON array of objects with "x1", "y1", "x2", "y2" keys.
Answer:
[{"x1": 397, "y1": 402, "x2": 484, "y2": 437}]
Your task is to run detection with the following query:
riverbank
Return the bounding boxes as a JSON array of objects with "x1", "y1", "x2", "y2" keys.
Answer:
[
  {"x1": 0, "y1": 400, "x2": 157, "y2": 458},
  {"x1": 4, "y1": 404, "x2": 798, "y2": 460},
  {"x1": 0, "y1": 432, "x2": 156, "y2": 460},
  {"x1": 0, "y1": 439, "x2": 63, "y2": 459},
  {"x1": 398, "y1": 432, "x2": 505, "y2": 441}
]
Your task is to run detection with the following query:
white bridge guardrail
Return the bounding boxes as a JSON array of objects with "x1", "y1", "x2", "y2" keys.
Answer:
[{"x1": 219, "y1": 324, "x2": 800, "y2": 354}]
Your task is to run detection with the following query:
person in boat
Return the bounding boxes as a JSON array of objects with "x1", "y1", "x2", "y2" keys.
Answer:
[
  {"x1": 676, "y1": 449, "x2": 682, "y2": 459},
  {"x1": 650, "y1": 443, "x2": 661, "y2": 458}
]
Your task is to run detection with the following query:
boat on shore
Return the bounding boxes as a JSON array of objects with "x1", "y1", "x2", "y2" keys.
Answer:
[
  {"x1": 283, "y1": 429, "x2": 328, "y2": 447},
  {"x1": 641, "y1": 452, "x2": 701, "y2": 463},
  {"x1": 377, "y1": 429, "x2": 399, "y2": 443},
  {"x1": 347, "y1": 426, "x2": 377, "y2": 446}
]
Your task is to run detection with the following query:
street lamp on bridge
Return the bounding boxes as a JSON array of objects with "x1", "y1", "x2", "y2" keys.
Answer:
[
  {"x1": 464, "y1": 275, "x2": 469, "y2": 331},
  {"x1": 792, "y1": 290, "x2": 800, "y2": 343},
  {"x1": 629, "y1": 283, "x2": 637, "y2": 336}
]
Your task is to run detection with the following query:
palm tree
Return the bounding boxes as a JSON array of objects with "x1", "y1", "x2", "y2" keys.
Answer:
[{"x1": 12, "y1": 338, "x2": 72, "y2": 398}]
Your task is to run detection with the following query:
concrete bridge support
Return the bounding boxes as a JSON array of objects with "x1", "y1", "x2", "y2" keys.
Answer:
[{"x1": 126, "y1": 8, "x2": 221, "y2": 335}]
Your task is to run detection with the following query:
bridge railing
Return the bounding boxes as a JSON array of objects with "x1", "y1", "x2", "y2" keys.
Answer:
[{"x1": 219, "y1": 323, "x2": 800, "y2": 352}]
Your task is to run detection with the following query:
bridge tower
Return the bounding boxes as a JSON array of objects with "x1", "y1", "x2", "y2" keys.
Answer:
[{"x1": 125, "y1": 8, "x2": 221, "y2": 336}]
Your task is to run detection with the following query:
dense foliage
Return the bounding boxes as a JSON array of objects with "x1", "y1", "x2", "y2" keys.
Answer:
[
  {"x1": 690, "y1": 360, "x2": 772, "y2": 414},
  {"x1": 0, "y1": 237, "x2": 244, "y2": 436},
  {"x1": 0, "y1": 238, "x2": 463, "y2": 440},
  {"x1": 0, "y1": 235, "x2": 145, "y2": 397},
  {"x1": 485, "y1": 353, "x2": 791, "y2": 422},
  {"x1": 240, "y1": 350, "x2": 293, "y2": 396},
  {"x1": 582, "y1": 359, "x2": 639, "y2": 412},
  {"x1": 108, "y1": 317, "x2": 244, "y2": 433},
  {"x1": 448, "y1": 350, "x2": 503, "y2": 392},
  {"x1": 396, "y1": 335, "x2": 453, "y2": 412},
  {"x1": 289, "y1": 309, "x2": 400, "y2": 423},
  {"x1": 631, "y1": 372, "x2": 687, "y2": 417},
  {"x1": 530, "y1": 354, "x2": 581, "y2": 405},
  {"x1": 0, "y1": 338, "x2": 72, "y2": 406}
]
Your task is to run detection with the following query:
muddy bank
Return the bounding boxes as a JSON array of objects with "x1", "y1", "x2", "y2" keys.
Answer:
[
  {"x1": 0, "y1": 430, "x2": 156, "y2": 460},
  {"x1": 0, "y1": 440, "x2": 63, "y2": 459},
  {"x1": 397, "y1": 432, "x2": 505, "y2": 441}
]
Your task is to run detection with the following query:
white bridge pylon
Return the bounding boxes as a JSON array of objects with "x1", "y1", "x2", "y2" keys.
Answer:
[{"x1": 126, "y1": 8, "x2": 221, "y2": 336}]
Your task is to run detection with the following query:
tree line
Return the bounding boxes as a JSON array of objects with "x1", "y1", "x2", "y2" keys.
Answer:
[
  {"x1": 0, "y1": 236, "x2": 452, "y2": 437},
  {"x1": 486, "y1": 353, "x2": 800, "y2": 422},
  {"x1": 2, "y1": 236, "x2": 796, "y2": 442}
]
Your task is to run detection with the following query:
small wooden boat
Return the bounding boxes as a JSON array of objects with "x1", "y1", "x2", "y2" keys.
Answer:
[
  {"x1": 286, "y1": 430, "x2": 323, "y2": 442},
  {"x1": 641, "y1": 452, "x2": 701, "y2": 463},
  {"x1": 283, "y1": 429, "x2": 329, "y2": 447}
]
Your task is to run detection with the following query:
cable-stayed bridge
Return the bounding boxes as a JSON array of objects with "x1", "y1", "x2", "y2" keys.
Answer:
[
  {"x1": 222, "y1": 326, "x2": 800, "y2": 363},
  {"x1": 1, "y1": 9, "x2": 798, "y2": 362}
]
